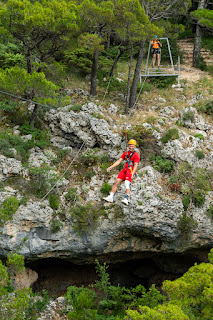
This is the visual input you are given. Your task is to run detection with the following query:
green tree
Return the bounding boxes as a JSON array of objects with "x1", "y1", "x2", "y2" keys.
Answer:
[
  {"x1": 0, "y1": 66, "x2": 60, "y2": 124},
  {"x1": 78, "y1": 0, "x2": 114, "y2": 95},
  {"x1": 0, "y1": 0, "x2": 78, "y2": 73},
  {"x1": 128, "y1": 0, "x2": 191, "y2": 108}
]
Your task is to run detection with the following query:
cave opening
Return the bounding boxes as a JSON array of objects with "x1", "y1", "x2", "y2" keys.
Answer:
[{"x1": 26, "y1": 252, "x2": 204, "y2": 296}]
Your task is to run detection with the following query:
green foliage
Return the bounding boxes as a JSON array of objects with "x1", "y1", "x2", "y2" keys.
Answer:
[
  {"x1": 0, "y1": 42, "x2": 25, "y2": 69},
  {"x1": 198, "y1": 100, "x2": 213, "y2": 115},
  {"x1": 6, "y1": 252, "x2": 25, "y2": 276},
  {"x1": 68, "y1": 104, "x2": 82, "y2": 112},
  {"x1": 150, "y1": 155, "x2": 174, "y2": 173},
  {"x1": 149, "y1": 76, "x2": 177, "y2": 88},
  {"x1": 191, "y1": 8, "x2": 213, "y2": 30},
  {"x1": 177, "y1": 213, "x2": 198, "y2": 239},
  {"x1": 51, "y1": 148, "x2": 70, "y2": 166},
  {"x1": 178, "y1": 163, "x2": 211, "y2": 210},
  {"x1": 195, "y1": 149, "x2": 205, "y2": 159},
  {"x1": 182, "y1": 110, "x2": 195, "y2": 122},
  {"x1": 161, "y1": 128, "x2": 179, "y2": 144},
  {"x1": 100, "y1": 183, "x2": 112, "y2": 196},
  {"x1": 194, "y1": 133, "x2": 204, "y2": 140},
  {"x1": 0, "y1": 253, "x2": 30, "y2": 320},
  {"x1": 49, "y1": 194, "x2": 60, "y2": 210},
  {"x1": 192, "y1": 191, "x2": 205, "y2": 207},
  {"x1": 0, "y1": 196, "x2": 19, "y2": 226},
  {"x1": 28, "y1": 167, "x2": 49, "y2": 198},
  {"x1": 126, "y1": 125, "x2": 154, "y2": 150},
  {"x1": 137, "y1": 81, "x2": 153, "y2": 93},
  {"x1": 66, "y1": 48, "x2": 92, "y2": 74},
  {"x1": 0, "y1": 131, "x2": 30, "y2": 162},
  {"x1": 0, "y1": 66, "x2": 59, "y2": 107},
  {"x1": 206, "y1": 205, "x2": 213, "y2": 219},
  {"x1": 19, "y1": 123, "x2": 51, "y2": 149},
  {"x1": 125, "y1": 303, "x2": 189, "y2": 319},
  {"x1": 27, "y1": 289, "x2": 50, "y2": 317},
  {"x1": 0, "y1": 0, "x2": 78, "y2": 72},
  {"x1": 0, "y1": 99, "x2": 21, "y2": 113},
  {"x1": 70, "y1": 202, "x2": 100, "y2": 234},
  {"x1": 197, "y1": 55, "x2": 207, "y2": 71},
  {"x1": 65, "y1": 187, "x2": 78, "y2": 204},
  {"x1": 80, "y1": 150, "x2": 100, "y2": 166},
  {"x1": 162, "y1": 260, "x2": 213, "y2": 319},
  {"x1": 182, "y1": 194, "x2": 190, "y2": 211},
  {"x1": 50, "y1": 218, "x2": 63, "y2": 233},
  {"x1": 66, "y1": 286, "x2": 98, "y2": 320},
  {"x1": 84, "y1": 170, "x2": 96, "y2": 180},
  {"x1": 145, "y1": 116, "x2": 157, "y2": 124},
  {"x1": 208, "y1": 248, "x2": 213, "y2": 263}
]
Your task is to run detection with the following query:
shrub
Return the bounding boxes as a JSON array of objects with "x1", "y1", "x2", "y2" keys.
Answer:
[
  {"x1": 182, "y1": 110, "x2": 195, "y2": 122},
  {"x1": 100, "y1": 183, "x2": 112, "y2": 196},
  {"x1": 182, "y1": 194, "x2": 190, "y2": 211},
  {"x1": 0, "y1": 132, "x2": 30, "y2": 162},
  {"x1": 19, "y1": 123, "x2": 51, "y2": 149},
  {"x1": 161, "y1": 128, "x2": 179, "y2": 144},
  {"x1": 49, "y1": 194, "x2": 60, "y2": 210},
  {"x1": 80, "y1": 150, "x2": 100, "y2": 166},
  {"x1": 195, "y1": 149, "x2": 205, "y2": 159},
  {"x1": 0, "y1": 100, "x2": 20, "y2": 113},
  {"x1": 28, "y1": 167, "x2": 49, "y2": 198},
  {"x1": 198, "y1": 100, "x2": 213, "y2": 115},
  {"x1": 149, "y1": 75, "x2": 176, "y2": 88},
  {"x1": 66, "y1": 286, "x2": 98, "y2": 320},
  {"x1": 192, "y1": 191, "x2": 205, "y2": 207},
  {"x1": 150, "y1": 155, "x2": 174, "y2": 173},
  {"x1": 0, "y1": 196, "x2": 19, "y2": 226},
  {"x1": 194, "y1": 133, "x2": 204, "y2": 140},
  {"x1": 137, "y1": 81, "x2": 153, "y2": 93},
  {"x1": 65, "y1": 188, "x2": 78, "y2": 204},
  {"x1": 70, "y1": 202, "x2": 100, "y2": 234},
  {"x1": 177, "y1": 213, "x2": 198, "y2": 239},
  {"x1": 68, "y1": 104, "x2": 82, "y2": 112},
  {"x1": 145, "y1": 116, "x2": 157, "y2": 124},
  {"x1": 52, "y1": 148, "x2": 70, "y2": 166},
  {"x1": 84, "y1": 170, "x2": 96, "y2": 180},
  {"x1": 206, "y1": 205, "x2": 213, "y2": 219},
  {"x1": 50, "y1": 219, "x2": 62, "y2": 233}
]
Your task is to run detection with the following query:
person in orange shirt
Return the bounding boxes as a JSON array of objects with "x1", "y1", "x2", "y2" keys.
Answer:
[{"x1": 151, "y1": 35, "x2": 162, "y2": 68}]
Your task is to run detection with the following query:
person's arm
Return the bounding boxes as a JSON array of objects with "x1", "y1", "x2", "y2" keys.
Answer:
[
  {"x1": 159, "y1": 41, "x2": 162, "y2": 47},
  {"x1": 131, "y1": 162, "x2": 139, "y2": 177},
  {"x1": 107, "y1": 158, "x2": 123, "y2": 172}
]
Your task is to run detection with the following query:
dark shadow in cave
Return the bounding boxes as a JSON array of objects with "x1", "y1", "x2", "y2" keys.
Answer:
[{"x1": 26, "y1": 253, "x2": 203, "y2": 296}]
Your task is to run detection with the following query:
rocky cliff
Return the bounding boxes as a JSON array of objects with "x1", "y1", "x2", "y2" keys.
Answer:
[{"x1": 0, "y1": 91, "x2": 213, "y2": 290}]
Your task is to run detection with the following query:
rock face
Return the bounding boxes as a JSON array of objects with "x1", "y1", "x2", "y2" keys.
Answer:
[
  {"x1": 0, "y1": 165, "x2": 212, "y2": 264},
  {"x1": 45, "y1": 104, "x2": 121, "y2": 149},
  {"x1": 0, "y1": 101, "x2": 213, "y2": 278}
]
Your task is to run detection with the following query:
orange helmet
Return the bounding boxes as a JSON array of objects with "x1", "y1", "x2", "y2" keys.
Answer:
[{"x1": 128, "y1": 139, "x2": 137, "y2": 146}]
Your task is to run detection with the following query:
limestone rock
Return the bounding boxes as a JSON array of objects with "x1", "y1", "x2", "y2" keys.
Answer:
[{"x1": 0, "y1": 154, "x2": 23, "y2": 182}]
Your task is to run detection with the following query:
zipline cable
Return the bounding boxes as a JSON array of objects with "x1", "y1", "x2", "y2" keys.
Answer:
[
  {"x1": 41, "y1": 75, "x2": 114, "y2": 201},
  {"x1": 0, "y1": 89, "x2": 56, "y2": 110}
]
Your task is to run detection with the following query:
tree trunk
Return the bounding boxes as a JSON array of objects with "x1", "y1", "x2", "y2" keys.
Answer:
[
  {"x1": 193, "y1": 0, "x2": 207, "y2": 67},
  {"x1": 90, "y1": 50, "x2": 99, "y2": 96},
  {"x1": 110, "y1": 47, "x2": 126, "y2": 77},
  {"x1": 27, "y1": 49, "x2": 32, "y2": 73},
  {"x1": 128, "y1": 40, "x2": 145, "y2": 108},
  {"x1": 126, "y1": 45, "x2": 133, "y2": 113},
  {"x1": 193, "y1": 24, "x2": 202, "y2": 67},
  {"x1": 30, "y1": 103, "x2": 39, "y2": 126}
]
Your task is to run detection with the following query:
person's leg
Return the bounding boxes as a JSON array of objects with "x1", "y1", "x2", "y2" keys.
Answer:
[
  {"x1": 121, "y1": 170, "x2": 132, "y2": 205},
  {"x1": 152, "y1": 53, "x2": 156, "y2": 67},
  {"x1": 157, "y1": 53, "x2": 161, "y2": 67},
  {"x1": 103, "y1": 178, "x2": 123, "y2": 202},
  {"x1": 111, "y1": 178, "x2": 123, "y2": 194}
]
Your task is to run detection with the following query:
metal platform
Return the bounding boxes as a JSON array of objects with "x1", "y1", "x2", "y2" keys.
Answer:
[{"x1": 140, "y1": 38, "x2": 180, "y2": 84}]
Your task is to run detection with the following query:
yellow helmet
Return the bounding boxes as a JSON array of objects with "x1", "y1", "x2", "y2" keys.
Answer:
[{"x1": 128, "y1": 139, "x2": 137, "y2": 146}]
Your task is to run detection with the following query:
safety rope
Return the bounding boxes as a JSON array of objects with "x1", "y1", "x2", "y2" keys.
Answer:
[{"x1": 0, "y1": 89, "x2": 55, "y2": 109}]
